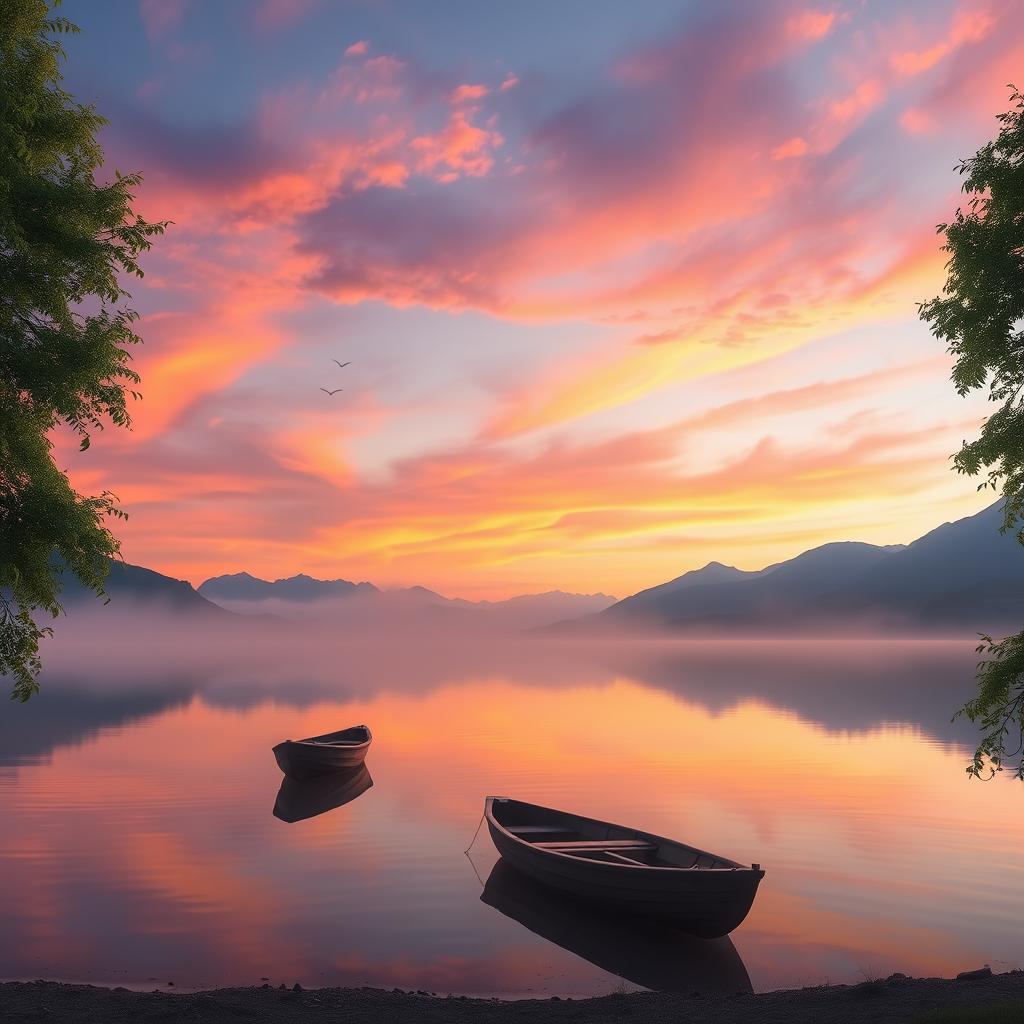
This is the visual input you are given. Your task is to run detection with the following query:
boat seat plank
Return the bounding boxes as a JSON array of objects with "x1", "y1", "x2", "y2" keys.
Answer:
[
  {"x1": 534, "y1": 839, "x2": 656, "y2": 851},
  {"x1": 603, "y1": 850, "x2": 650, "y2": 866}
]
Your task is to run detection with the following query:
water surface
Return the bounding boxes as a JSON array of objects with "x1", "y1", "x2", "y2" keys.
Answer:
[{"x1": 1, "y1": 637, "x2": 1020, "y2": 996}]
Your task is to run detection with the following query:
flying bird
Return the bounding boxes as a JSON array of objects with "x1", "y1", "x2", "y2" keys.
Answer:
[
  {"x1": 320, "y1": 387, "x2": 343, "y2": 396},
  {"x1": 332, "y1": 360, "x2": 351, "y2": 368}
]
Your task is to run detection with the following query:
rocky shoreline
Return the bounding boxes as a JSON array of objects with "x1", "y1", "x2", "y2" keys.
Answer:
[{"x1": 3, "y1": 971, "x2": 1023, "y2": 1023}]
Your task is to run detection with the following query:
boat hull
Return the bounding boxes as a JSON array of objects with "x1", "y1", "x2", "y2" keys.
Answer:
[
  {"x1": 273, "y1": 726, "x2": 371, "y2": 779},
  {"x1": 485, "y1": 797, "x2": 763, "y2": 939}
]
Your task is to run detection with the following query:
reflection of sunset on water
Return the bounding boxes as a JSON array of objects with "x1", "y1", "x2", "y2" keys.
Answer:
[{"x1": 2, "y1": 647, "x2": 1021, "y2": 994}]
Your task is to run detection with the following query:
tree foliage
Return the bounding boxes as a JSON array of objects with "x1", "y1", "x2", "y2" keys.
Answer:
[
  {"x1": 919, "y1": 86, "x2": 1024, "y2": 777},
  {"x1": 1, "y1": 0, "x2": 165, "y2": 700}
]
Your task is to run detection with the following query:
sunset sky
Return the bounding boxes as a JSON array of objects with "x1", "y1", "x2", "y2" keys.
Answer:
[{"x1": 55, "y1": 0, "x2": 1020, "y2": 599}]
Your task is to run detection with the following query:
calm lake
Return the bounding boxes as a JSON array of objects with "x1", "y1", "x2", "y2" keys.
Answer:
[{"x1": 1, "y1": 636, "x2": 1021, "y2": 997}]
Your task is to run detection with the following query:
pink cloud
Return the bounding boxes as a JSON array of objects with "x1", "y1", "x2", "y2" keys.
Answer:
[
  {"x1": 786, "y1": 8, "x2": 836, "y2": 41},
  {"x1": 882, "y1": 3, "x2": 1024, "y2": 136},
  {"x1": 828, "y1": 78, "x2": 884, "y2": 125},
  {"x1": 411, "y1": 110, "x2": 504, "y2": 181},
  {"x1": 345, "y1": 40, "x2": 369, "y2": 56},
  {"x1": 320, "y1": 55, "x2": 406, "y2": 105},
  {"x1": 139, "y1": 0, "x2": 187, "y2": 37},
  {"x1": 772, "y1": 136, "x2": 809, "y2": 159},
  {"x1": 289, "y1": 4, "x2": 956, "y2": 331},
  {"x1": 900, "y1": 107, "x2": 934, "y2": 134},
  {"x1": 500, "y1": 73, "x2": 519, "y2": 91},
  {"x1": 254, "y1": 0, "x2": 320, "y2": 31},
  {"x1": 890, "y1": 7, "x2": 995, "y2": 76},
  {"x1": 452, "y1": 83, "x2": 489, "y2": 103}
]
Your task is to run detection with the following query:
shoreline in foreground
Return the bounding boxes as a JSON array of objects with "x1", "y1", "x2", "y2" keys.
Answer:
[{"x1": 4, "y1": 972, "x2": 1024, "y2": 1023}]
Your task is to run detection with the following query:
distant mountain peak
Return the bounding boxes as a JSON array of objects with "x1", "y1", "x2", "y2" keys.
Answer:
[
  {"x1": 204, "y1": 570, "x2": 266, "y2": 584},
  {"x1": 198, "y1": 572, "x2": 377, "y2": 602},
  {"x1": 660, "y1": 560, "x2": 755, "y2": 590}
]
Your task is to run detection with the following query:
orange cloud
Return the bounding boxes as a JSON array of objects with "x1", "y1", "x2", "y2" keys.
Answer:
[
  {"x1": 411, "y1": 110, "x2": 504, "y2": 181},
  {"x1": 771, "y1": 136, "x2": 810, "y2": 159},
  {"x1": 451, "y1": 83, "x2": 489, "y2": 103},
  {"x1": 786, "y1": 9, "x2": 836, "y2": 41},
  {"x1": 129, "y1": 309, "x2": 284, "y2": 439},
  {"x1": 247, "y1": 407, "x2": 979, "y2": 598},
  {"x1": 828, "y1": 79, "x2": 884, "y2": 125}
]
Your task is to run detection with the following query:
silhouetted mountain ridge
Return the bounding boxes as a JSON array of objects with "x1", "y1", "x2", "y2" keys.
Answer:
[
  {"x1": 59, "y1": 560, "x2": 224, "y2": 614},
  {"x1": 594, "y1": 502, "x2": 1024, "y2": 633},
  {"x1": 199, "y1": 572, "x2": 378, "y2": 602},
  {"x1": 197, "y1": 571, "x2": 616, "y2": 629}
]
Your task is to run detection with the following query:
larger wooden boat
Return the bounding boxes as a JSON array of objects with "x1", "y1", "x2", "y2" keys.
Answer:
[
  {"x1": 273, "y1": 725, "x2": 371, "y2": 779},
  {"x1": 481, "y1": 859, "x2": 752, "y2": 994},
  {"x1": 485, "y1": 797, "x2": 764, "y2": 938}
]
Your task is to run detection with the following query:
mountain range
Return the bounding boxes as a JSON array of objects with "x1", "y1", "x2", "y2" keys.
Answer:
[
  {"x1": 586, "y1": 501, "x2": 1024, "y2": 634},
  {"x1": 197, "y1": 572, "x2": 617, "y2": 630},
  {"x1": 54, "y1": 501, "x2": 1024, "y2": 635}
]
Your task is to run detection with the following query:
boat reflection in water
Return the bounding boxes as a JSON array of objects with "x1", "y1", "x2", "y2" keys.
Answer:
[
  {"x1": 272, "y1": 763, "x2": 373, "y2": 823},
  {"x1": 481, "y1": 860, "x2": 752, "y2": 995}
]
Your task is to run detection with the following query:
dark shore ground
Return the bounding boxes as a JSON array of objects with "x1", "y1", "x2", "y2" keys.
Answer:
[{"x1": 3, "y1": 972, "x2": 1024, "y2": 1024}]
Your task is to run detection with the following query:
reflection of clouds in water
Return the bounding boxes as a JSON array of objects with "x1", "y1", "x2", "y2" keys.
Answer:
[{"x1": 0, "y1": 648, "x2": 1021, "y2": 995}]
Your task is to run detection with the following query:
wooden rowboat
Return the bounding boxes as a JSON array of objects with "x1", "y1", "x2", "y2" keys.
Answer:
[
  {"x1": 481, "y1": 859, "x2": 752, "y2": 994},
  {"x1": 485, "y1": 797, "x2": 764, "y2": 938},
  {"x1": 272, "y1": 725, "x2": 371, "y2": 779},
  {"x1": 273, "y1": 763, "x2": 373, "y2": 823}
]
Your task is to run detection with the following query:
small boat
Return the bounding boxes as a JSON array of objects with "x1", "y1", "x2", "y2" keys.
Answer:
[
  {"x1": 485, "y1": 797, "x2": 764, "y2": 938},
  {"x1": 481, "y1": 859, "x2": 752, "y2": 994},
  {"x1": 273, "y1": 763, "x2": 373, "y2": 823},
  {"x1": 272, "y1": 725, "x2": 371, "y2": 779}
]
